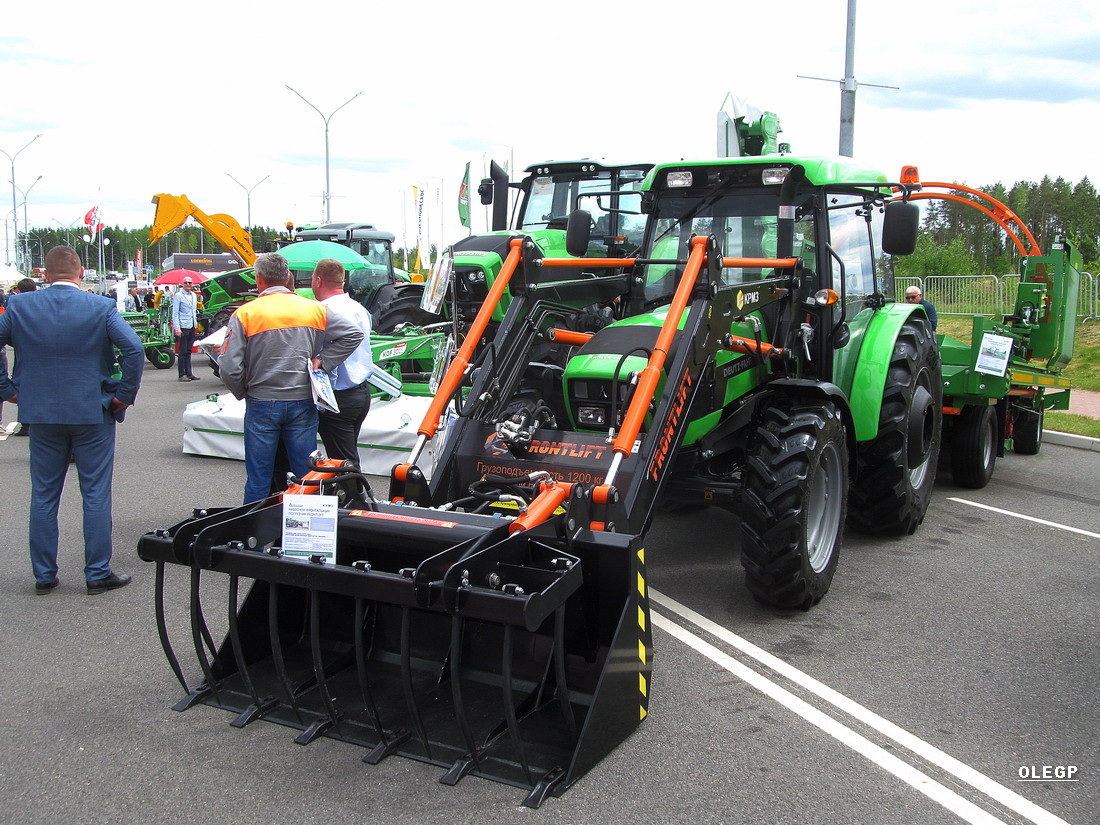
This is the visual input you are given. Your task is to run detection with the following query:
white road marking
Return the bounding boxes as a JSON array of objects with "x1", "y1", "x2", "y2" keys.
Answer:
[
  {"x1": 948, "y1": 497, "x2": 1100, "y2": 539},
  {"x1": 651, "y1": 589, "x2": 1074, "y2": 825}
]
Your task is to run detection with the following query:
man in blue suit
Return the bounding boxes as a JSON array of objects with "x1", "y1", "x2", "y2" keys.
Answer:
[{"x1": 0, "y1": 246, "x2": 144, "y2": 595}]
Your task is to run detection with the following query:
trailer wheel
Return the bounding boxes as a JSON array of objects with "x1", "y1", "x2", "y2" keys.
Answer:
[
  {"x1": 951, "y1": 405, "x2": 997, "y2": 487},
  {"x1": 741, "y1": 400, "x2": 847, "y2": 610},
  {"x1": 1011, "y1": 402, "x2": 1043, "y2": 455},
  {"x1": 146, "y1": 346, "x2": 175, "y2": 370},
  {"x1": 848, "y1": 318, "x2": 941, "y2": 536}
]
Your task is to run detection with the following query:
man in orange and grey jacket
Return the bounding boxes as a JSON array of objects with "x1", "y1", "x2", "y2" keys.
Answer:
[{"x1": 220, "y1": 252, "x2": 363, "y2": 503}]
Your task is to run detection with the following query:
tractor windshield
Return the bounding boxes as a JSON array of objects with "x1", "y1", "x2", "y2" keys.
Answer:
[
  {"x1": 519, "y1": 172, "x2": 615, "y2": 232},
  {"x1": 518, "y1": 170, "x2": 646, "y2": 254},
  {"x1": 641, "y1": 191, "x2": 815, "y2": 305}
]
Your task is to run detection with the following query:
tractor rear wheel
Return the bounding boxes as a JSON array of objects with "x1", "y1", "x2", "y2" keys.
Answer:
[
  {"x1": 146, "y1": 346, "x2": 175, "y2": 370},
  {"x1": 848, "y1": 318, "x2": 941, "y2": 536},
  {"x1": 741, "y1": 400, "x2": 847, "y2": 610},
  {"x1": 1011, "y1": 402, "x2": 1043, "y2": 455},
  {"x1": 951, "y1": 405, "x2": 997, "y2": 488}
]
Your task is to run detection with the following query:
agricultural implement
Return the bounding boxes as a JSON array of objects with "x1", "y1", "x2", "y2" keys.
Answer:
[
  {"x1": 121, "y1": 305, "x2": 176, "y2": 369},
  {"x1": 901, "y1": 173, "x2": 1078, "y2": 487},
  {"x1": 140, "y1": 152, "x2": 945, "y2": 804}
]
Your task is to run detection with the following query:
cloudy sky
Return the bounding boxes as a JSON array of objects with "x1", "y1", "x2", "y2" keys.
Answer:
[{"x1": 2, "y1": 0, "x2": 1098, "y2": 266}]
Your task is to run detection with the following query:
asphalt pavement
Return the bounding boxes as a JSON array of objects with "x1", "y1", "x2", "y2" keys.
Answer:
[{"x1": 0, "y1": 361, "x2": 1097, "y2": 825}]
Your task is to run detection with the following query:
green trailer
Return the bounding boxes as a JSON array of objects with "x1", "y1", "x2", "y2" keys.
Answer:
[{"x1": 906, "y1": 178, "x2": 1078, "y2": 487}]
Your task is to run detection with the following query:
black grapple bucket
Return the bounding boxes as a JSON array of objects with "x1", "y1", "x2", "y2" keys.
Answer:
[{"x1": 138, "y1": 494, "x2": 651, "y2": 807}]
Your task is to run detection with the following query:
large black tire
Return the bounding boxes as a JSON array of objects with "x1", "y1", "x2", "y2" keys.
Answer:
[
  {"x1": 741, "y1": 400, "x2": 847, "y2": 610},
  {"x1": 1011, "y1": 401, "x2": 1043, "y2": 455},
  {"x1": 372, "y1": 284, "x2": 436, "y2": 333},
  {"x1": 951, "y1": 405, "x2": 997, "y2": 488},
  {"x1": 848, "y1": 318, "x2": 942, "y2": 536},
  {"x1": 146, "y1": 346, "x2": 175, "y2": 370}
]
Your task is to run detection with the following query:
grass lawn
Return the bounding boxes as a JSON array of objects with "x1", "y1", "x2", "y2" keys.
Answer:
[{"x1": 1046, "y1": 412, "x2": 1100, "y2": 439}]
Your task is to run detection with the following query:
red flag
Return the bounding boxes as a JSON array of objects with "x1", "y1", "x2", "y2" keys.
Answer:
[{"x1": 84, "y1": 206, "x2": 102, "y2": 237}]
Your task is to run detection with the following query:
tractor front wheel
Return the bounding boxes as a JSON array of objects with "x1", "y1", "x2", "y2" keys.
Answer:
[
  {"x1": 848, "y1": 318, "x2": 941, "y2": 535},
  {"x1": 951, "y1": 405, "x2": 997, "y2": 488},
  {"x1": 740, "y1": 400, "x2": 847, "y2": 610},
  {"x1": 146, "y1": 346, "x2": 176, "y2": 370},
  {"x1": 373, "y1": 284, "x2": 436, "y2": 334}
]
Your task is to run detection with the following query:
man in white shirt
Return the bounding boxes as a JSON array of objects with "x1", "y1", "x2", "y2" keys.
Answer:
[{"x1": 311, "y1": 259, "x2": 374, "y2": 466}]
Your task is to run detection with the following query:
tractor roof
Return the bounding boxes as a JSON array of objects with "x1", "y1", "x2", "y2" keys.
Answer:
[{"x1": 643, "y1": 155, "x2": 892, "y2": 192}]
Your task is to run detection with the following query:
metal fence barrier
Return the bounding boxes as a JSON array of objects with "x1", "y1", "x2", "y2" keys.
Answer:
[{"x1": 895, "y1": 272, "x2": 1098, "y2": 322}]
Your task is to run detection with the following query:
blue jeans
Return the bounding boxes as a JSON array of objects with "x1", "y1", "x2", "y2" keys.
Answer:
[
  {"x1": 28, "y1": 422, "x2": 116, "y2": 583},
  {"x1": 243, "y1": 398, "x2": 319, "y2": 504}
]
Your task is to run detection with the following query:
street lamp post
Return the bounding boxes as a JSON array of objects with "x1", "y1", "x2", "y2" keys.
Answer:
[
  {"x1": 284, "y1": 86, "x2": 361, "y2": 223},
  {"x1": 12, "y1": 175, "x2": 43, "y2": 270},
  {"x1": 1, "y1": 134, "x2": 43, "y2": 266},
  {"x1": 226, "y1": 173, "x2": 270, "y2": 230}
]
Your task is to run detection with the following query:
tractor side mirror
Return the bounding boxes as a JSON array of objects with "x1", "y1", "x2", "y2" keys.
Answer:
[
  {"x1": 882, "y1": 200, "x2": 919, "y2": 255},
  {"x1": 478, "y1": 178, "x2": 494, "y2": 205},
  {"x1": 565, "y1": 210, "x2": 592, "y2": 257}
]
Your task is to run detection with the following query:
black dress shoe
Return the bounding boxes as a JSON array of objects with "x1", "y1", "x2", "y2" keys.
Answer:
[
  {"x1": 35, "y1": 577, "x2": 59, "y2": 595},
  {"x1": 86, "y1": 572, "x2": 132, "y2": 594}
]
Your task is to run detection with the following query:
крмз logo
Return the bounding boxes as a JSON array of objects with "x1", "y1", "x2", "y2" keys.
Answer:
[{"x1": 1018, "y1": 765, "x2": 1079, "y2": 781}]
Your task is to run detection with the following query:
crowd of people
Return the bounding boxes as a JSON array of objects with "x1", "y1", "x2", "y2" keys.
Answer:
[{"x1": 0, "y1": 246, "x2": 376, "y2": 597}]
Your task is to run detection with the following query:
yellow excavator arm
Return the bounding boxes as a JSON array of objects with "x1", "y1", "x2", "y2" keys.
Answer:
[{"x1": 149, "y1": 194, "x2": 257, "y2": 266}]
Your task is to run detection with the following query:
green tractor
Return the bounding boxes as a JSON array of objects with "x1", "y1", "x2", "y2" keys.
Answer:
[
  {"x1": 139, "y1": 149, "x2": 943, "y2": 806},
  {"x1": 405, "y1": 159, "x2": 654, "y2": 335}
]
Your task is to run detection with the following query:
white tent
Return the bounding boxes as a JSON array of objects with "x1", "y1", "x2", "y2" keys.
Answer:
[{"x1": 0, "y1": 263, "x2": 22, "y2": 287}]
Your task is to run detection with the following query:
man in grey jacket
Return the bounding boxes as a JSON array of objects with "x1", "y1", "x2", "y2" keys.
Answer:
[{"x1": 220, "y1": 253, "x2": 363, "y2": 503}]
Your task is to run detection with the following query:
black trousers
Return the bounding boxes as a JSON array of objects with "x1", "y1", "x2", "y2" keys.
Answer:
[
  {"x1": 177, "y1": 326, "x2": 196, "y2": 377},
  {"x1": 317, "y1": 383, "x2": 372, "y2": 466}
]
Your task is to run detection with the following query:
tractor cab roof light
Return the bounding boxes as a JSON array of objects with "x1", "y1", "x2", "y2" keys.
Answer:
[
  {"x1": 900, "y1": 165, "x2": 921, "y2": 186},
  {"x1": 666, "y1": 171, "x2": 693, "y2": 188},
  {"x1": 762, "y1": 167, "x2": 789, "y2": 185}
]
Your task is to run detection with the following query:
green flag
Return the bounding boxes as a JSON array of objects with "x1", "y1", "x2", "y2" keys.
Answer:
[{"x1": 458, "y1": 161, "x2": 471, "y2": 228}]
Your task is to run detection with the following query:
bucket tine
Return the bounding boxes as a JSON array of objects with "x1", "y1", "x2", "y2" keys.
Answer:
[
  {"x1": 552, "y1": 606, "x2": 577, "y2": 742},
  {"x1": 500, "y1": 623, "x2": 534, "y2": 786},
  {"x1": 294, "y1": 590, "x2": 341, "y2": 745},
  {"x1": 154, "y1": 560, "x2": 190, "y2": 695},
  {"x1": 399, "y1": 605, "x2": 432, "y2": 759},
  {"x1": 226, "y1": 575, "x2": 277, "y2": 728},
  {"x1": 267, "y1": 582, "x2": 305, "y2": 725},
  {"x1": 440, "y1": 614, "x2": 481, "y2": 786},
  {"x1": 355, "y1": 598, "x2": 410, "y2": 764},
  {"x1": 178, "y1": 565, "x2": 221, "y2": 711}
]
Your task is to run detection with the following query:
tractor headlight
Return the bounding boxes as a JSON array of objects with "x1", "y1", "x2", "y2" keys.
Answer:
[
  {"x1": 577, "y1": 406, "x2": 606, "y2": 427},
  {"x1": 762, "y1": 167, "x2": 789, "y2": 185}
]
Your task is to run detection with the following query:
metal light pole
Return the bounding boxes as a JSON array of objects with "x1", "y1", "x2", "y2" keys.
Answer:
[
  {"x1": 226, "y1": 173, "x2": 270, "y2": 230},
  {"x1": 53, "y1": 217, "x2": 81, "y2": 247},
  {"x1": 285, "y1": 86, "x2": 362, "y2": 222},
  {"x1": 797, "y1": 0, "x2": 895, "y2": 157},
  {"x1": 12, "y1": 175, "x2": 43, "y2": 270},
  {"x1": 1, "y1": 134, "x2": 43, "y2": 266}
]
